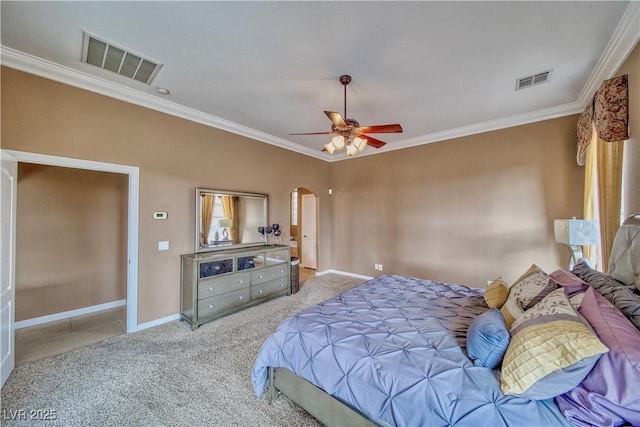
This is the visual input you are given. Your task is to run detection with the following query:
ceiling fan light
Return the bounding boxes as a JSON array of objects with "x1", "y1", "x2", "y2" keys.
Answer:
[
  {"x1": 331, "y1": 135, "x2": 345, "y2": 150},
  {"x1": 346, "y1": 144, "x2": 358, "y2": 156},
  {"x1": 353, "y1": 136, "x2": 367, "y2": 151},
  {"x1": 324, "y1": 142, "x2": 336, "y2": 154}
]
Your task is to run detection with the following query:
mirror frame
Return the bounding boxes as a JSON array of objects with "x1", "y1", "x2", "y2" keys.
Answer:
[{"x1": 195, "y1": 188, "x2": 268, "y2": 253}]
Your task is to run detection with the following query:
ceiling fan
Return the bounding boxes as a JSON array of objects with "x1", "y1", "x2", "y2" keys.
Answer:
[{"x1": 290, "y1": 75, "x2": 403, "y2": 156}]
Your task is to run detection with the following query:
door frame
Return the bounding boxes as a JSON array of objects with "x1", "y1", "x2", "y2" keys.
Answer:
[
  {"x1": 300, "y1": 192, "x2": 318, "y2": 270},
  {"x1": 2, "y1": 150, "x2": 139, "y2": 334}
]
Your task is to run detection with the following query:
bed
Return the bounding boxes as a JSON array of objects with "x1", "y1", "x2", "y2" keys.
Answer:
[{"x1": 252, "y1": 214, "x2": 640, "y2": 426}]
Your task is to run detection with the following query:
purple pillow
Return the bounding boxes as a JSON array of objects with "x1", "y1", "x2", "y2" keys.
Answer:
[
  {"x1": 555, "y1": 287, "x2": 640, "y2": 426},
  {"x1": 549, "y1": 269, "x2": 589, "y2": 297}
]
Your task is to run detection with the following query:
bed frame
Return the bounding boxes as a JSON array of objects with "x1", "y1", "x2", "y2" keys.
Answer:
[
  {"x1": 266, "y1": 367, "x2": 384, "y2": 427},
  {"x1": 264, "y1": 214, "x2": 640, "y2": 427}
]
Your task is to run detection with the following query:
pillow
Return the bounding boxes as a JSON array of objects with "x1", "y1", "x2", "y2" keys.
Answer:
[
  {"x1": 484, "y1": 277, "x2": 509, "y2": 308},
  {"x1": 466, "y1": 309, "x2": 510, "y2": 368},
  {"x1": 500, "y1": 288, "x2": 609, "y2": 400},
  {"x1": 500, "y1": 264, "x2": 556, "y2": 328},
  {"x1": 572, "y1": 261, "x2": 640, "y2": 330},
  {"x1": 549, "y1": 269, "x2": 589, "y2": 296},
  {"x1": 555, "y1": 287, "x2": 640, "y2": 426}
]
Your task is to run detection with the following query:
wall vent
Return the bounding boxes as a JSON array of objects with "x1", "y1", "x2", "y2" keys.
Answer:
[
  {"x1": 81, "y1": 31, "x2": 162, "y2": 85},
  {"x1": 515, "y1": 69, "x2": 552, "y2": 91}
]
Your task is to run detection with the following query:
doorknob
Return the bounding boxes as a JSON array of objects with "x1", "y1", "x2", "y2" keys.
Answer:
[{"x1": 303, "y1": 235, "x2": 307, "y2": 238}]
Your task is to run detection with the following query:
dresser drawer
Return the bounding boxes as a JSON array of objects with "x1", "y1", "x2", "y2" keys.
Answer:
[
  {"x1": 198, "y1": 272, "x2": 250, "y2": 299},
  {"x1": 265, "y1": 249, "x2": 289, "y2": 266},
  {"x1": 252, "y1": 264, "x2": 288, "y2": 285},
  {"x1": 198, "y1": 288, "x2": 250, "y2": 319},
  {"x1": 252, "y1": 277, "x2": 289, "y2": 300}
]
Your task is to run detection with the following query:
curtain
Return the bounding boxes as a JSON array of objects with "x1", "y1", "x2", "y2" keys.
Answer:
[
  {"x1": 221, "y1": 195, "x2": 237, "y2": 242},
  {"x1": 578, "y1": 74, "x2": 628, "y2": 271},
  {"x1": 596, "y1": 138, "x2": 624, "y2": 272},
  {"x1": 201, "y1": 194, "x2": 215, "y2": 245},
  {"x1": 582, "y1": 125, "x2": 599, "y2": 267}
]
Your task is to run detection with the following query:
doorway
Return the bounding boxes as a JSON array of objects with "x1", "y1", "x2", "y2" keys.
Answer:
[
  {"x1": 290, "y1": 188, "x2": 318, "y2": 283},
  {"x1": 0, "y1": 150, "x2": 139, "y2": 386}
]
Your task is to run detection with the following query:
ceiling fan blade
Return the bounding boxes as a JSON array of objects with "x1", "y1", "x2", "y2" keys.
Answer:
[
  {"x1": 361, "y1": 134, "x2": 387, "y2": 149},
  {"x1": 324, "y1": 111, "x2": 348, "y2": 129},
  {"x1": 289, "y1": 131, "x2": 332, "y2": 135},
  {"x1": 357, "y1": 124, "x2": 403, "y2": 134}
]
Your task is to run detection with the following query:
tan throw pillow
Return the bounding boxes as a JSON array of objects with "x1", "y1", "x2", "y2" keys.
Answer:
[
  {"x1": 500, "y1": 288, "x2": 608, "y2": 399},
  {"x1": 500, "y1": 264, "x2": 555, "y2": 328},
  {"x1": 484, "y1": 277, "x2": 509, "y2": 308}
]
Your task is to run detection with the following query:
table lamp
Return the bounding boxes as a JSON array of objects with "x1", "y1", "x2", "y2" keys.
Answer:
[{"x1": 554, "y1": 218, "x2": 599, "y2": 269}]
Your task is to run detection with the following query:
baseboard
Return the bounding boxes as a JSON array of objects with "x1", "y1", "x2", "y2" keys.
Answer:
[
  {"x1": 315, "y1": 269, "x2": 374, "y2": 281},
  {"x1": 136, "y1": 313, "x2": 181, "y2": 332},
  {"x1": 15, "y1": 299, "x2": 127, "y2": 330}
]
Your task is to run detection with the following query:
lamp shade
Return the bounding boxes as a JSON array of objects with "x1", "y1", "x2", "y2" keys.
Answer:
[
  {"x1": 331, "y1": 135, "x2": 345, "y2": 149},
  {"x1": 554, "y1": 219, "x2": 599, "y2": 245},
  {"x1": 218, "y1": 219, "x2": 232, "y2": 228}
]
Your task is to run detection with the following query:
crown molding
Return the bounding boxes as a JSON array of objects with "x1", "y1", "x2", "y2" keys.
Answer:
[
  {"x1": 326, "y1": 101, "x2": 584, "y2": 162},
  {"x1": 2, "y1": 0, "x2": 638, "y2": 165},
  {"x1": 0, "y1": 46, "x2": 326, "y2": 161},
  {"x1": 577, "y1": 1, "x2": 640, "y2": 107}
]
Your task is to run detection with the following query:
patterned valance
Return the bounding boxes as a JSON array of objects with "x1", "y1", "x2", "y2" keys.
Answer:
[
  {"x1": 595, "y1": 74, "x2": 629, "y2": 142},
  {"x1": 576, "y1": 102, "x2": 593, "y2": 166},
  {"x1": 576, "y1": 74, "x2": 628, "y2": 165}
]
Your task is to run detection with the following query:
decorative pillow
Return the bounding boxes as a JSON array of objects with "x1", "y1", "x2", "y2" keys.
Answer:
[
  {"x1": 484, "y1": 277, "x2": 509, "y2": 308},
  {"x1": 572, "y1": 261, "x2": 640, "y2": 330},
  {"x1": 466, "y1": 309, "x2": 510, "y2": 368},
  {"x1": 500, "y1": 264, "x2": 556, "y2": 328},
  {"x1": 500, "y1": 288, "x2": 609, "y2": 400},
  {"x1": 555, "y1": 287, "x2": 640, "y2": 426}
]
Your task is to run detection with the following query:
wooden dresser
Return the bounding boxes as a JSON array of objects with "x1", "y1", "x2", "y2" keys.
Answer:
[{"x1": 180, "y1": 245, "x2": 290, "y2": 330}]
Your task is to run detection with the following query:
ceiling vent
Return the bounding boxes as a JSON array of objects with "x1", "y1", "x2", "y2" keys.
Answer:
[
  {"x1": 81, "y1": 31, "x2": 162, "y2": 85},
  {"x1": 515, "y1": 69, "x2": 552, "y2": 91}
]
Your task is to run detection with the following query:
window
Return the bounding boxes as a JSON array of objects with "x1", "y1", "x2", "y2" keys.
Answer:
[{"x1": 291, "y1": 190, "x2": 298, "y2": 226}]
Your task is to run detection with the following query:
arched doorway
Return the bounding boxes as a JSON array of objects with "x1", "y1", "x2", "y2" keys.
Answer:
[{"x1": 290, "y1": 188, "x2": 318, "y2": 284}]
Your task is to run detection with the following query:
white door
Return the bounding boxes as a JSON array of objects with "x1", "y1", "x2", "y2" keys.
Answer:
[
  {"x1": 301, "y1": 194, "x2": 317, "y2": 269},
  {"x1": 1, "y1": 151, "x2": 17, "y2": 387}
]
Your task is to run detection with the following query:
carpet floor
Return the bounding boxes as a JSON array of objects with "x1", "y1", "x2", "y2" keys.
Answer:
[{"x1": 1, "y1": 274, "x2": 366, "y2": 427}]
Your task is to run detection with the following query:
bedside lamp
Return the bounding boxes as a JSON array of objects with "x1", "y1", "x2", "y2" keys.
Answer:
[
  {"x1": 554, "y1": 218, "x2": 599, "y2": 269},
  {"x1": 218, "y1": 219, "x2": 232, "y2": 240}
]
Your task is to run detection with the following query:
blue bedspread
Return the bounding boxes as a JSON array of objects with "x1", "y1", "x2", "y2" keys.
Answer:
[{"x1": 252, "y1": 274, "x2": 571, "y2": 426}]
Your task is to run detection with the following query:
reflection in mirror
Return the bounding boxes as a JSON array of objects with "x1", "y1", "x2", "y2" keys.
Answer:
[{"x1": 196, "y1": 189, "x2": 268, "y2": 252}]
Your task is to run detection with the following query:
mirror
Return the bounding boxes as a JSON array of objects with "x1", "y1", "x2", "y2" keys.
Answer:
[{"x1": 196, "y1": 188, "x2": 268, "y2": 252}]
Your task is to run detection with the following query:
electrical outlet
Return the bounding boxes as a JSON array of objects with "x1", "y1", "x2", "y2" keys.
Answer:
[{"x1": 379, "y1": 264, "x2": 383, "y2": 271}]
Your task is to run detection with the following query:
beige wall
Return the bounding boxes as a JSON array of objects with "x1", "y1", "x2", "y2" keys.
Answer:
[
  {"x1": 2, "y1": 68, "x2": 331, "y2": 324},
  {"x1": 617, "y1": 42, "x2": 639, "y2": 216},
  {"x1": 3, "y1": 42, "x2": 637, "y2": 324},
  {"x1": 15, "y1": 163, "x2": 128, "y2": 320},
  {"x1": 329, "y1": 116, "x2": 584, "y2": 287}
]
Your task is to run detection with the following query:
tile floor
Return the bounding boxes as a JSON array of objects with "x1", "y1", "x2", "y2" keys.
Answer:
[
  {"x1": 299, "y1": 267, "x2": 316, "y2": 284},
  {"x1": 15, "y1": 306, "x2": 126, "y2": 366},
  {"x1": 16, "y1": 271, "x2": 316, "y2": 366}
]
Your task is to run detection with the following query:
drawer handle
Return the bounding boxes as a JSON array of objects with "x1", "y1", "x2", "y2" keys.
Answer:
[
  {"x1": 280, "y1": 283, "x2": 284, "y2": 287},
  {"x1": 239, "y1": 295, "x2": 244, "y2": 300},
  {"x1": 259, "y1": 290, "x2": 263, "y2": 294},
  {"x1": 280, "y1": 270, "x2": 284, "y2": 274},
  {"x1": 239, "y1": 280, "x2": 244, "y2": 284},
  {"x1": 209, "y1": 304, "x2": 214, "y2": 309},
  {"x1": 258, "y1": 275, "x2": 263, "y2": 279},
  {"x1": 209, "y1": 286, "x2": 214, "y2": 291}
]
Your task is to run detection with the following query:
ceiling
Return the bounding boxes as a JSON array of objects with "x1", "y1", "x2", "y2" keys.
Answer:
[{"x1": 1, "y1": 1, "x2": 638, "y2": 161}]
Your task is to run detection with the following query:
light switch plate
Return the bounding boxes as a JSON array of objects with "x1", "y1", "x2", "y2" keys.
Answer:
[
  {"x1": 153, "y1": 211, "x2": 168, "y2": 220},
  {"x1": 158, "y1": 241, "x2": 169, "y2": 251}
]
